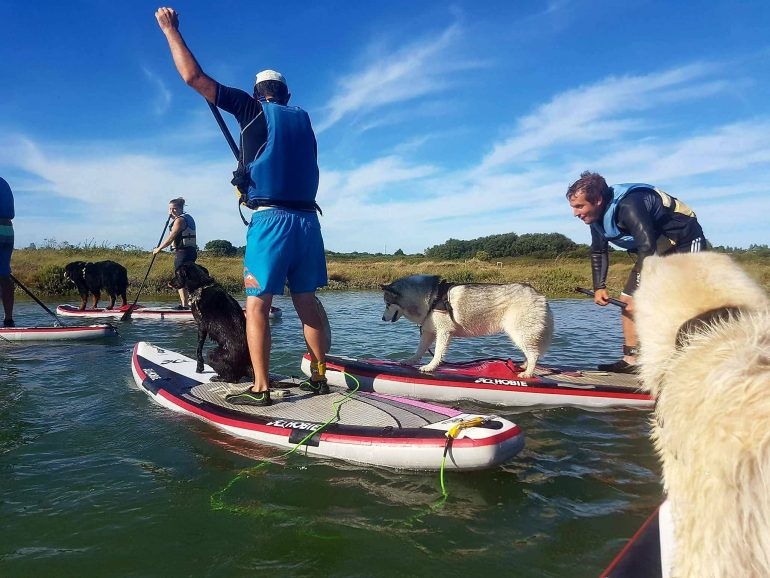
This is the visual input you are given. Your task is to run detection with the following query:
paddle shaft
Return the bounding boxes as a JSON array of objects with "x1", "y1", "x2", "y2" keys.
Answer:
[
  {"x1": 575, "y1": 287, "x2": 628, "y2": 309},
  {"x1": 10, "y1": 273, "x2": 67, "y2": 326},
  {"x1": 207, "y1": 101, "x2": 240, "y2": 160},
  {"x1": 122, "y1": 215, "x2": 173, "y2": 320}
]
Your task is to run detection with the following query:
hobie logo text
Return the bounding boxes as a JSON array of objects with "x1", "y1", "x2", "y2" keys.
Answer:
[{"x1": 474, "y1": 377, "x2": 528, "y2": 387}]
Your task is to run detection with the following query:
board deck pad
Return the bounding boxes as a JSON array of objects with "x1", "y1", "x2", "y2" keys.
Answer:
[
  {"x1": 530, "y1": 365, "x2": 640, "y2": 388},
  {"x1": 191, "y1": 380, "x2": 458, "y2": 428}
]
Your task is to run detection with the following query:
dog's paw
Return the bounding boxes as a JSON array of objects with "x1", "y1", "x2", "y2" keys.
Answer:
[
  {"x1": 195, "y1": 363, "x2": 204, "y2": 373},
  {"x1": 418, "y1": 363, "x2": 439, "y2": 373},
  {"x1": 403, "y1": 356, "x2": 421, "y2": 365}
]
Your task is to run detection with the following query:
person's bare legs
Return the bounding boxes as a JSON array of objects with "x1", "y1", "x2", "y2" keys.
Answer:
[
  {"x1": 619, "y1": 293, "x2": 637, "y2": 364},
  {"x1": 178, "y1": 287, "x2": 189, "y2": 308},
  {"x1": 0, "y1": 276, "x2": 14, "y2": 324},
  {"x1": 245, "y1": 294, "x2": 273, "y2": 392},
  {"x1": 292, "y1": 292, "x2": 326, "y2": 369}
]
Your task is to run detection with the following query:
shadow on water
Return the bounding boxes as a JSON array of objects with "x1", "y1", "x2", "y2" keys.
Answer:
[{"x1": 0, "y1": 295, "x2": 660, "y2": 577}]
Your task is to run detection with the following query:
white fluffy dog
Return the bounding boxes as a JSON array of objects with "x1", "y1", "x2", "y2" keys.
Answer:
[
  {"x1": 381, "y1": 274, "x2": 553, "y2": 376},
  {"x1": 635, "y1": 252, "x2": 770, "y2": 577}
]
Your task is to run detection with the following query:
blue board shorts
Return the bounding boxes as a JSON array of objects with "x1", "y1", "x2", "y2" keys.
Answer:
[
  {"x1": 0, "y1": 224, "x2": 13, "y2": 276},
  {"x1": 243, "y1": 209, "x2": 328, "y2": 297}
]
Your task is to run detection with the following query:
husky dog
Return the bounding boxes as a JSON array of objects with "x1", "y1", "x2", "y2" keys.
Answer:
[
  {"x1": 381, "y1": 275, "x2": 553, "y2": 376},
  {"x1": 635, "y1": 252, "x2": 770, "y2": 577}
]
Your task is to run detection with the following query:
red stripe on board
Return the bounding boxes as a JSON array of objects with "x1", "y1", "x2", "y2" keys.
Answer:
[{"x1": 599, "y1": 505, "x2": 662, "y2": 578}]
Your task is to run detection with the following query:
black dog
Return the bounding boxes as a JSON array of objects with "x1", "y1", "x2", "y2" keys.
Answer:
[
  {"x1": 64, "y1": 260, "x2": 128, "y2": 310},
  {"x1": 170, "y1": 262, "x2": 250, "y2": 383}
]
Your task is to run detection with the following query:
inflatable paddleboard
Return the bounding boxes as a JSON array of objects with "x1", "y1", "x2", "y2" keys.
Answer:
[
  {"x1": 301, "y1": 355, "x2": 653, "y2": 409},
  {"x1": 601, "y1": 501, "x2": 673, "y2": 578},
  {"x1": 0, "y1": 324, "x2": 118, "y2": 342},
  {"x1": 132, "y1": 342, "x2": 524, "y2": 470},
  {"x1": 57, "y1": 304, "x2": 282, "y2": 320}
]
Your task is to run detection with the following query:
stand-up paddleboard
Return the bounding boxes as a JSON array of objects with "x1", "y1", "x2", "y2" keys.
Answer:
[
  {"x1": 132, "y1": 342, "x2": 525, "y2": 470},
  {"x1": 601, "y1": 501, "x2": 673, "y2": 578},
  {"x1": 58, "y1": 304, "x2": 282, "y2": 320},
  {"x1": 301, "y1": 355, "x2": 653, "y2": 409},
  {"x1": 0, "y1": 324, "x2": 118, "y2": 342}
]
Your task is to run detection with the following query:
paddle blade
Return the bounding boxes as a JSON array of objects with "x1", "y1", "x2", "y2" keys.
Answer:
[{"x1": 120, "y1": 306, "x2": 136, "y2": 321}]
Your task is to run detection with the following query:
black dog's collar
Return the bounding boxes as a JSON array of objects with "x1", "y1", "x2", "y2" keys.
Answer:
[{"x1": 189, "y1": 282, "x2": 218, "y2": 306}]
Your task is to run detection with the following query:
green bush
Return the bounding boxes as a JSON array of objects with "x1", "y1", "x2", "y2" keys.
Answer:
[{"x1": 34, "y1": 265, "x2": 71, "y2": 295}]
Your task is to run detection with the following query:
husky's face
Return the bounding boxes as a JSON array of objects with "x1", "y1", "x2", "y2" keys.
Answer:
[
  {"x1": 381, "y1": 284, "x2": 404, "y2": 322},
  {"x1": 380, "y1": 275, "x2": 439, "y2": 324}
]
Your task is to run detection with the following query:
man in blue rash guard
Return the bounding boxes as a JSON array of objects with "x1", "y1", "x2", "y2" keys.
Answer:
[
  {"x1": 567, "y1": 171, "x2": 708, "y2": 373},
  {"x1": 0, "y1": 177, "x2": 15, "y2": 327},
  {"x1": 156, "y1": 7, "x2": 328, "y2": 406}
]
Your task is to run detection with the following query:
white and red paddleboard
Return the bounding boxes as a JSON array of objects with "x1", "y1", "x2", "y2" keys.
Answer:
[
  {"x1": 0, "y1": 324, "x2": 118, "y2": 342},
  {"x1": 301, "y1": 354, "x2": 653, "y2": 409},
  {"x1": 132, "y1": 342, "x2": 525, "y2": 471},
  {"x1": 57, "y1": 304, "x2": 282, "y2": 320}
]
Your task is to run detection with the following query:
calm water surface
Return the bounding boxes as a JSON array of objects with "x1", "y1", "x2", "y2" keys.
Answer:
[{"x1": 0, "y1": 293, "x2": 660, "y2": 577}]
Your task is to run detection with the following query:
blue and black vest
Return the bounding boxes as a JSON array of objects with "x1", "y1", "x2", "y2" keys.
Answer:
[
  {"x1": 246, "y1": 102, "x2": 319, "y2": 210},
  {"x1": 590, "y1": 183, "x2": 696, "y2": 251},
  {"x1": 590, "y1": 183, "x2": 650, "y2": 250}
]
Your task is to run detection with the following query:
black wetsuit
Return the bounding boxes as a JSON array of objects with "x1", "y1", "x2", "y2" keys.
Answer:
[{"x1": 591, "y1": 187, "x2": 707, "y2": 295}]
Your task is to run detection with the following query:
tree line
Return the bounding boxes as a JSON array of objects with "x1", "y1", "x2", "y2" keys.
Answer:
[{"x1": 424, "y1": 232, "x2": 583, "y2": 260}]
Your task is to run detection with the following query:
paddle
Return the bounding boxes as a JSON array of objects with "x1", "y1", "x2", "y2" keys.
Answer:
[
  {"x1": 121, "y1": 215, "x2": 173, "y2": 321},
  {"x1": 10, "y1": 273, "x2": 67, "y2": 327},
  {"x1": 575, "y1": 287, "x2": 628, "y2": 309},
  {"x1": 207, "y1": 101, "x2": 240, "y2": 160}
]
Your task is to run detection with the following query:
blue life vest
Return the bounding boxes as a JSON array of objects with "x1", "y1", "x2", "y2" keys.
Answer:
[
  {"x1": 0, "y1": 177, "x2": 14, "y2": 220},
  {"x1": 590, "y1": 183, "x2": 654, "y2": 250},
  {"x1": 171, "y1": 213, "x2": 197, "y2": 250},
  {"x1": 246, "y1": 102, "x2": 319, "y2": 208}
]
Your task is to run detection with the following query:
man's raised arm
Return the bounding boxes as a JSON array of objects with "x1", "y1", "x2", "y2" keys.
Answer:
[{"x1": 155, "y1": 7, "x2": 217, "y2": 103}]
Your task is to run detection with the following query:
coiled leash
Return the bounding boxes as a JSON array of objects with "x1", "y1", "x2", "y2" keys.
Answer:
[
  {"x1": 211, "y1": 374, "x2": 490, "y2": 524},
  {"x1": 210, "y1": 370, "x2": 361, "y2": 517},
  {"x1": 400, "y1": 415, "x2": 490, "y2": 527}
]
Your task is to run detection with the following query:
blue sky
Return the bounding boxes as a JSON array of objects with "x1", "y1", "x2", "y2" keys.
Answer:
[{"x1": 1, "y1": 0, "x2": 768, "y2": 253}]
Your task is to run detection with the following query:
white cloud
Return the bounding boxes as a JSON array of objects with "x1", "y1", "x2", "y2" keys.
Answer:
[
  {"x1": 316, "y1": 22, "x2": 483, "y2": 133},
  {"x1": 478, "y1": 63, "x2": 723, "y2": 171},
  {"x1": 142, "y1": 67, "x2": 173, "y2": 115}
]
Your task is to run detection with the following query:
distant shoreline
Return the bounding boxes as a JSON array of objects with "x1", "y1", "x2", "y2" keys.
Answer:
[{"x1": 9, "y1": 248, "x2": 770, "y2": 300}]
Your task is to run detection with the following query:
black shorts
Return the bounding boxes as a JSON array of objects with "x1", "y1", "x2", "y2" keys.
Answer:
[
  {"x1": 622, "y1": 236, "x2": 708, "y2": 296},
  {"x1": 174, "y1": 248, "x2": 197, "y2": 271}
]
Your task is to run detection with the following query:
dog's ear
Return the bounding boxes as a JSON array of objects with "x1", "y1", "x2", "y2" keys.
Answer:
[
  {"x1": 380, "y1": 283, "x2": 398, "y2": 295},
  {"x1": 198, "y1": 264, "x2": 210, "y2": 276},
  {"x1": 175, "y1": 264, "x2": 187, "y2": 285}
]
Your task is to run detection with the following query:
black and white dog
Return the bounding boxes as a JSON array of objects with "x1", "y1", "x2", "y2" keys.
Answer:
[
  {"x1": 64, "y1": 260, "x2": 128, "y2": 310},
  {"x1": 170, "y1": 263, "x2": 250, "y2": 383}
]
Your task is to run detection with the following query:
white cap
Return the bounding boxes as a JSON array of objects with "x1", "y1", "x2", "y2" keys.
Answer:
[{"x1": 255, "y1": 69, "x2": 286, "y2": 86}]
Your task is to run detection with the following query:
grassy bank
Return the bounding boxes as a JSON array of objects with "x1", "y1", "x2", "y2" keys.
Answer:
[{"x1": 9, "y1": 247, "x2": 770, "y2": 300}]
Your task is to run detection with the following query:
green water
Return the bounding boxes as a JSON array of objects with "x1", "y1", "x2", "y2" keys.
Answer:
[{"x1": 0, "y1": 293, "x2": 660, "y2": 577}]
